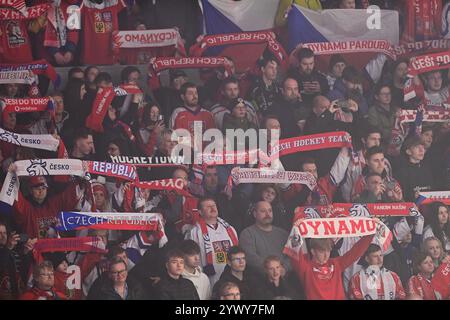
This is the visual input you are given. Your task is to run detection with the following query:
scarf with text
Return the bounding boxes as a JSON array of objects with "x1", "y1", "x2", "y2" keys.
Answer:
[
  {"x1": 199, "y1": 216, "x2": 238, "y2": 276},
  {"x1": 0, "y1": 0, "x2": 26, "y2": 15},
  {"x1": 0, "y1": 159, "x2": 137, "y2": 205},
  {"x1": 270, "y1": 131, "x2": 352, "y2": 159},
  {"x1": 1, "y1": 97, "x2": 53, "y2": 114},
  {"x1": 56, "y1": 211, "x2": 164, "y2": 232},
  {"x1": 230, "y1": 167, "x2": 317, "y2": 190},
  {"x1": 112, "y1": 28, "x2": 186, "y2": 62},
  {"x1": 134, "y1": 178, "x2": 191, "y2": 197},
  {"x1": 33, "y1": 237, "x2": 107, "y2": 264},
  {"x1": 0, "y1": 60, "x2": 57, "y2": 85},
  {"x1": 387, "y1": 108, "x2": 449, "y2": 156},
  {"x1": 392, "y1": 39, "x2": 450, "y2": 59},
  {"x1": 189, "y1": 31, "x2": 288, "y2": 68},
  {"x1": 294, "y1": 202, "x2": 422, "y2": 220},
  {"x1": 416, "y1": 191, "x2": 450, "y2": 205},
  {"x1": 283, "y1": 217, "x2": 392, "y2": 260},
  {"x1": 299, "y1": 40, "x2": 395, "y2": 59},
  {"x1": 110, "y1": 154, "x2": 186, "y2": 167},
  {"x1": 85, "y1": 85, "x2": 142, "y2": 132},
  {"x1": 431, "y1": 262, "x2": 450, "y2": 299},
  {"x1": 85, "y1": 161, "x2": 136, "y2": 181},
  {"x1": 0, "y1": 2, "x2": 49, "y2": 20},
  {"x1": 148, "y1": 56, "x2": 232, "y2": 89},
  {"x1": 407, "y1": 51, "x2": 450, "y2": 77},
  {"x1": 0, "y1": 128, "x2": 59, "y2": 151}
]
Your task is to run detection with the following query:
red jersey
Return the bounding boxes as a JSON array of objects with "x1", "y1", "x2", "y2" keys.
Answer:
[
  {"x1": 169, "y1": 106, "x2": 216, "y2": 138},
  {"x1": 291, "y1": 235, "x2": 373, "y2": 300},
  {"x1": 80, "y1": 0, "x2": 126, "y2": 65},
  {"x1": 0, "y1": 19, "x2": 32, "y2": 63},
  {"x1": 408, "y1": 274, "x2": 440, "y2": 300},
  {"x1": 13, "y1": 183, "x2": 79, "y2": 239},
  {"x1": 20, "y1": 287, "x2": 67, "y2": 300}
]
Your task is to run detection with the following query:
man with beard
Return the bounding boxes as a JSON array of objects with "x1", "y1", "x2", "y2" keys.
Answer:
[
  {"x1": 287, "y1": 48, "x2": 329, "y2": 106},
  {"x1": 239, "y1": 201, "x2": 291, "y2": 277},
  {"x1": 169, "y1": 82, "x2": 216, "y2": 138}
]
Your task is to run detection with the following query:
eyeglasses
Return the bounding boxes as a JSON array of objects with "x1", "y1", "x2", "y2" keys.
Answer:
[
  {"x1": 39, "y1": 272, "x2": 54, "y2": 277},
  {"x1": 110, "y1": 269, "x2": 127, "y2": 276}
]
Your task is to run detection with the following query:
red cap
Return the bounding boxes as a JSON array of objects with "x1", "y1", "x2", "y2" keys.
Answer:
[{"x1": 29, "y1": 176, "x2": 48, "y2": 188}]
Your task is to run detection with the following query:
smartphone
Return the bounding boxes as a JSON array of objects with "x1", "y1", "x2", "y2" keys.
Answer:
[
  {"x1": 18, "y1": 233, "x2": 29, "y2": 244},
  {"x1": 336, "y1": 100, "x2": 351, "y2": 113},
  {"x1": 158, "y1": 115, "x2": 164, "y2": 121},
  {"x1": 385, "y1": 181, "x2": 396, "y2": 192}
]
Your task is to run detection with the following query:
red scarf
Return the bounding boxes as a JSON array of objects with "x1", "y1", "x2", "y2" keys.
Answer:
[
  {"x1": 85, "y1": 85, "x2": 142, "y2": 132},
  {"x1": 148, "y1": 56, "x2": 233, "y2": 89},
  {"x1": 0, "y1": 59, "x2": 57, "y2": 82},
  {"x1": 198, "y1": 217, "x2": 238, "y2": 275},
  {"x1": 33, "y1": 237, "x2": 107, "y2": 264},
  {"x1": 300, "y1": 40, "x2": 395, "y2": 59},
  {"x1": 189, "y1": 31, "x2": 288, "y2": 68},
  {"x1": 270, "y1": 131, "x2": 352, "y2": 159},
  {"x1": 135, "y1": 178, "x2": 191, "y2": 197},
  {"x1": 0, "y1": 3, "x2": 49, "y2": 20},
  {"x1": 2, "y1": 97, "x2": 52, "y2": 113},
  {"x1": 294, "y1": 202, "x2": 421, "y2": 219},
  {"x1": 393, "y1": 39, "x2": 450, "y2": 59},
  {"x1": 85, "y1": 87, "x2": 115, "y2": 132},
  {"x1": 431, "y1": 262, "x2": 450, "y2": 299}
]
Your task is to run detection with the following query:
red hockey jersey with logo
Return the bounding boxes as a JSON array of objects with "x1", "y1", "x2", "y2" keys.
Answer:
[
  {"x1": 0, "y1": 19, "x2": 32, "y2": 63},
  {"x1": 80, "y1": 0, "x2": 126, "y2": 65},
  {"x1": 169, "y1": 106, "x2": 216, "y2": 138}
]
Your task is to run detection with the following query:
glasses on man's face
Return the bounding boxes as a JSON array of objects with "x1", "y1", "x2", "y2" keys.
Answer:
[
  {"x1": 110, "y1": 269, "x2": 127, "y2": 277},
  {"x1": 39, "y1": 272, "x2": 54, "y2": 278}
]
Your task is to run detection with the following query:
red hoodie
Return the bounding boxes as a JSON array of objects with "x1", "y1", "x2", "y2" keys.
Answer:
[{"x1": 291, "y1": 235, "x2": 374, "y2": 300}]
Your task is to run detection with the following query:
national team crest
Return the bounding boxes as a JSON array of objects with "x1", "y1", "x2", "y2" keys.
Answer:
[{"x1": 26, "y1": 159, "x2": 49, "y2": 176}]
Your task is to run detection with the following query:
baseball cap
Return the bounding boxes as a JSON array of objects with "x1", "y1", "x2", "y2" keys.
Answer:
[{"x1": 29, "y1": 176, "x2": 48, "y2": 188}]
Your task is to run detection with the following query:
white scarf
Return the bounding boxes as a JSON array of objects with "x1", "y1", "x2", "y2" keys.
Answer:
[
  {"x1": 0, "y1": 128, "x2": 60, "y2": 151},
  {"x1": 359, "y1": 266, "x2": 396, "y2": 300}
]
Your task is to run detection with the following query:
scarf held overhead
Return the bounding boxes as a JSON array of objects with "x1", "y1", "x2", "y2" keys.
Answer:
[
  {"x1": 1, "y1": 97, "x2": 53, "y2": 113},
  {"x1": 148, "y1": 56, "x2": 232, "y2": 89},
  {"x1": 0, "y1": 60, "x2": 57, "y2": 84},
  {"x1": 0, "y1": 3, "x2": 49, "y2": 20},
  {"x1": 270, "y1": 131, "x2": 352, "y2": 159},
  {"x1": 283, "y1": 217, "x2": 392, "y2": 260},
  {"x1": 0, "y1": 128, "x2": 59, "y2": 151},
  {"x1": 189, "y1": 31, "x2": 288, "y2": 67},
  {"x1": 231, "y1": 167, "x2": 317, "y2": 190},
  {"x1": 56, "y1": 211, "x2": 163, "y2": 232},
  {"x1": 33, "y1": 236, "x2": 107, "y2": 263}
]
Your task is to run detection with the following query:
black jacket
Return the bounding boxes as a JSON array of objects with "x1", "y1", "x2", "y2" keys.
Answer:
[
  {"x1": 395, "y1": 159, "x2": 434, "y2": 202},
  {"x1": 254, "y1": 276, "x2": 302, "y2": 300},
  {"x1": 155, "y1": 273, "x2": 200, "y2": 300},
  {"x1": 287, "y1": 68, "x2": 329, "y2": 106},
  {"x1": 212, "y1": 265, "x2": 262, "y2": 300},
  {"x1": 87, "y1": 274, "x2": 148, "y2": 300}
]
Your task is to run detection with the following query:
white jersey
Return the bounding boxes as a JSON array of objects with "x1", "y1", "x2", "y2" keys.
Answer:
[{"x1": 186, "y1": 221, "x2": 238, "y2": 286}]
